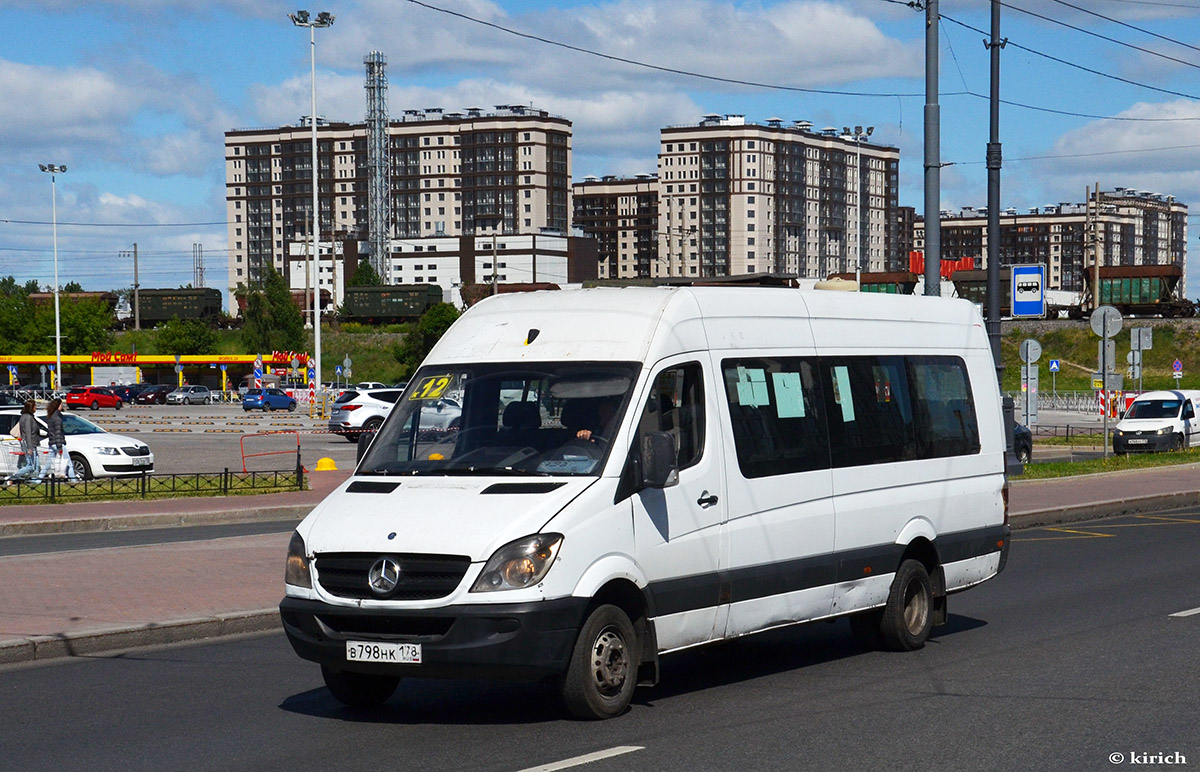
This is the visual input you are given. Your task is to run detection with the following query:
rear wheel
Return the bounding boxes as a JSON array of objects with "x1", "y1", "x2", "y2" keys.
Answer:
[
  {"x1": 90, "y1": 400, "x2": 99, "y2": 410},
  {"x1": 320, "y1": 665, "x2": 400, "y2": 708},
  {"x1": 879, "y1": 559, "x2": 934, "y2": 651},
  {"x1": 560, "y1": 604, "x2": 639, "y2": 720}
]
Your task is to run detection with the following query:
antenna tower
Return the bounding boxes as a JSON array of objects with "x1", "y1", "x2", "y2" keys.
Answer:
[{"x1": 365, "y1": 51, "x2": 391, "y2": 281}]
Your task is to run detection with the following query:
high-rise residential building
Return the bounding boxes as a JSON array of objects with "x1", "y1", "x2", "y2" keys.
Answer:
[
  {"x1": 571, "y1": 175, "x2": 659, "y2": 279},
  {"x1": 655, "y1": 115, "x2": 902, "y2": 279},
  {"x1": 224, "y1": 106, "x2": 571, "y2": 309},
  {"x1": 917, "y1": 188, "x2": 1188, "y2": 293}
]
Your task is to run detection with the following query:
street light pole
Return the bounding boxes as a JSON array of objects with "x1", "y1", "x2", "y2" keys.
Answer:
[
  {"x1": 290, "y1": 9, "x2": 334, "y2": 396},
  {"x1": 844, "y1": 126, "x2": 873, "y2": 285},
  {"x1": 38, "y1": 164, "x2": 66, "y2": 389}
]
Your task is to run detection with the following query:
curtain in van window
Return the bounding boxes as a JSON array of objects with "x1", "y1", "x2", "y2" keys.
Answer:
[
  {"x1": 721, "y1": 358, "x2": 829, "y2": 478},
  {"x1": 907, "y1": 357, "x2": 980, "y2": 457},
  {"x1": 823, "y1": 356, "x2": 916, "y2": 467}
]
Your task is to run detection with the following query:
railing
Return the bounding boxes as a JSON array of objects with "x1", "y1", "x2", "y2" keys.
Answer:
[
  {"x1": 0, "y1": 467, "x2": 304, "y2": 504},
  {"x1": 1006, "y1": 390, "x2": 1099, "y2": 413}
]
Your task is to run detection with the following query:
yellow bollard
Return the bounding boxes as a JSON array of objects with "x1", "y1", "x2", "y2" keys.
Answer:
[{"x1": 314, "y1": 457, "x2": 337, "y2": 471}]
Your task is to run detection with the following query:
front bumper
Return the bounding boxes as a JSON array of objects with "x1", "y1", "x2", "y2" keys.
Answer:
[
  {"x1": 1113, "y1": 432, "x2": 1175, "y2": 453},
  {"x1": 279, "y1": 595, "x2": 589, "y2": 681}
]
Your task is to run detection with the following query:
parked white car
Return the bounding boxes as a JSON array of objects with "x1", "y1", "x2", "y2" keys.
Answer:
[
  {"x1": 328, "y1": 388, "x2": 406, "y2": 441},
  {"x1": 0, "y1": 408, "x2": 154, "y2": 480}
]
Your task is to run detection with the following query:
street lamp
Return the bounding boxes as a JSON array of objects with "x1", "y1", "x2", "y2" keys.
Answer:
[
  {"x1": 844, "y1": 126, "x2": 874, "y2": 283},
  {"x1": 38, "y1": 164, "x2": 66, "y2": 389},
  {"x1": 290, "y1": 9, "x2": 334, "y2": 398}
]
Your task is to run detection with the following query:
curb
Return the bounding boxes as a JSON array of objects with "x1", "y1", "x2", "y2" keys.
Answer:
[
  {"x1": 0, "y1": 504, "x2": 310, "y2": 538},
  {"x1": 0, "y1": 609, "x2": 280, "y2": 666},
  {"x1": 1010, "y1": 490, "x2": 1200, "y2": 529}
]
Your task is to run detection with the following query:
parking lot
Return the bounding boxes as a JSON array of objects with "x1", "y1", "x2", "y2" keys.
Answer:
[{"x1": 65, "y1": 402, "x2": 361, "y2": 475}]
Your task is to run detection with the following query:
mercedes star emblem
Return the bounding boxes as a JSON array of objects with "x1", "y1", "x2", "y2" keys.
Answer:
[{"x1": 367, "y1": 556, "x2": 402, "y2": 595}]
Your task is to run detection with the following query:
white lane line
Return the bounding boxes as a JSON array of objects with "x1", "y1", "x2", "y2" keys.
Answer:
[
  {"x1": 515, "y1": 746, "x2": 644, "y2": 772},
  {"x1": 1169, "y1": 607, "x2": 1200, "y2": 618}
]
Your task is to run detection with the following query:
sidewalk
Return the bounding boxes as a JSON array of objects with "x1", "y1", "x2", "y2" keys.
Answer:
[{"x1": 1, "y1": 463, "x2": 1197, "y2": 666}]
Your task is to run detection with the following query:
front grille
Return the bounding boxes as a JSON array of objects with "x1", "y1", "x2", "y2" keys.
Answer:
[
  {"x1": 121, "y1": 446, "x2": 150, "y2": 457},
  {"x1": 315, "y1": 552, "x2": 471, "y2": 600},
  {"x1": 316, "y1": 613, "x2": 454, "y2": 639}
]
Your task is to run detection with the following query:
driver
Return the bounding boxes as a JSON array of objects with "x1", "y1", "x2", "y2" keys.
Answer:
[{"x1": 576, "y1": 397, "x2": 619, "y2": 443}]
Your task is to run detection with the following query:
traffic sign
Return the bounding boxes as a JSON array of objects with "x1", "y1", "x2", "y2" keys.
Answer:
[
  {"x1": 1090, "y1": 306, "x2": 1123, "y2": 339},
  {"x1": 1131, "y1": 327, "x2": 1153, "y2": 352},
  {"x1": 1019, "y1": 339, "x2": 1042, "y2": 364},
  {"x1": 343, "y1": 356, "x2": 352, "y2": 369},
  {"x1": 1048, "y1": 359, "x2": 1060, "y2": 373},
  {"x1": 1011, "y1": 265, "x2": 1046, "y2": 318},
  {"x1": 335, "y1": 365, "x2": 343, "y2": 375}
]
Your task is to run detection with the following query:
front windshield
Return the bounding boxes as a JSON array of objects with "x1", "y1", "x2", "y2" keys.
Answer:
[
  {"x1": 359, "y1": 361, "x2": 640, "y2": 477},
  {"x1": 59, "y1": 414, "x2": 106, "y2": 435},
  {"x1": 1125, "y1": 399, "x2": 1181, "y2": 420}
]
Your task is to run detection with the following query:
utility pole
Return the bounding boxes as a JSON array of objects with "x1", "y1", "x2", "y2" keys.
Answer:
[
  {"x1": 986, "y1": 0, "x2": 1006, "y2": 387},
  {"x1": 133, "y1": 242, "x2": 140, "y2": 331},
  {"x1": 923, "y1": 0, "x2": 942, "y2": 296}
]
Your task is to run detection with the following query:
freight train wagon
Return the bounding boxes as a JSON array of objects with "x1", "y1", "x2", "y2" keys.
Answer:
[
  {"x1": 828, "y1": 271, "x2": 921, "y2": 294},
  {"x1": 340, "y1": 284, "x2": 444, "y2": 324},
  {"x1": 136, "y1": 288, "x2": 224, "y2": 325},
  {"x1": 1076, "y1": 265, "x2": 1194, "y2": 318}
]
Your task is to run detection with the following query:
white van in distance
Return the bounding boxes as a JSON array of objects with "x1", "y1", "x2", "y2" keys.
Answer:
[
  {"x1": 1113, "y1": 389, "x2": 1200, "y2": 453},
  {"x1": 280, "y1": 286, "x2": 1010, "y2": 719}
]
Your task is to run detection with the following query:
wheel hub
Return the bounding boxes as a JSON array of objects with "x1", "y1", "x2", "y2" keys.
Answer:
[{"x1": 590, "y1": 627, "x2": 628, "y2": 692}]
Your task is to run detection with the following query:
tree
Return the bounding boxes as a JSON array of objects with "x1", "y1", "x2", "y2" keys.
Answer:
[
  {"x1": 349, "y1": 260, "x2": 383, "y2": 287},
  {"x1": 156, "y1": 317, "x2": 218, "y2": 355},
  {"x1": 240, "y1": 266, "x2": 305, "y2": 353},
  {"x1": 62, "y1": 281, "x2": 83, "y2": 292},
  {"x1": 392, "y1": 302, "x2": 460, "y2": 377}
]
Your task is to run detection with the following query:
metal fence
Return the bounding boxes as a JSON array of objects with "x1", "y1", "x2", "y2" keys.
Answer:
[
  {"x1": 1005, "y1": 390, "x2": 1099, "y2": 413},
  {"x1": 0, "y1": 467, "x2": 304, "y2": 504}
]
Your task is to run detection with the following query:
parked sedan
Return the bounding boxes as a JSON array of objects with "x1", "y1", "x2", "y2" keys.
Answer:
[
  {"x1": 242, "y1": 387, "x2": 297, "y2": 412},
  {"x1": 0, "y1": 408, "x2": 153, "y2": 480},
  {"x1": 134, "y1": 384, "x2": 173, "y2": 405},
  {"x1": 64, "y1": 386, "x2": 123, "y2": 410},
  {"x1": 166, "y1": 385, "x2": 211, "y2": 405}
]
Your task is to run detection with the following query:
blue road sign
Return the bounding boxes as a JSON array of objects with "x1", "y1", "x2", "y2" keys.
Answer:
[
  {"x1": 1011, "y1": 265, "x2": 1046, "y2": 318},
  {"x1": 1048, "y1": 359, "x2": 1061, "y2": 372},
  {"x1": 335, "y1": 365, "x2": 343, "y2": 375},
  {"x1": 1173, "y1": 359, "x2": 1183, "y2": 372}
]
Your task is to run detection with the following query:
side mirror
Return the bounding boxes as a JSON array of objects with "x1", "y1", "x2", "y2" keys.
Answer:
[
  {"x1": 356, "y1": 429, "x2": 375, "y2": 462},
  {"x1": 640, "y1": 431, "x2": 679, "y2": 489}
]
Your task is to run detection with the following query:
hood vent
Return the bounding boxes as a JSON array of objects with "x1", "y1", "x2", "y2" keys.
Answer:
[
  {"x1": 347, "y1": 480, "x2": 400, "y2": 494},
  {"x1": 481, "y1": 482, "x2": 566, "y2": 495}
]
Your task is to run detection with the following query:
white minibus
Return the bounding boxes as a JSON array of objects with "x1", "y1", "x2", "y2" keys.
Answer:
[{"x1": 280, "y1": 286, "x2": 1010, "y2": 719}]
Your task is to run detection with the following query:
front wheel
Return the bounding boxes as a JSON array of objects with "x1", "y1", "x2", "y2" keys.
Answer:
[
  {"x1": 1170, "y1": 434, "x2": 1184, "y2": 452},
  {"x1": 320, "y1": 665, "x2": 399, "y2": 708},
  {"x1": 1016, "y1": 444, "x2": 1031, "y2": 464},
  {"x1": 879, "y1": 559, "x2": 934, "y2": 651},
  {"x1": 114, "y1": 400, "x2": 122, "y2": 410},
  {"x1": 560, "y1": 604, "x2": 639, "y2": 720},
  {"x1": 69, "y1": 453, "x2": 93, "y2": 481},
  {"x1": 287, "y1": 402, "x2": 297, "y2": 412}
]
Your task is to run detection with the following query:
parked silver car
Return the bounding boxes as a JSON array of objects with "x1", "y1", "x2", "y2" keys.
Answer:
[{"x1": 166, "y1": 385, "x2": 212, "y2": 405}]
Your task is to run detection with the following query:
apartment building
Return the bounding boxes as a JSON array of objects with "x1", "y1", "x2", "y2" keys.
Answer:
[
  {"x1": 571, "y1": 175, "x2": 659, "y2": 279},
  {"x1": 224, "y1": 106, "x2": 572, "y2": 309},
  {"x1": 655, "y1": 115, "x2": 902, "y2": 279},
  {"x1": 916, "y1": 188, "x2": 1188, "y2": 293}
]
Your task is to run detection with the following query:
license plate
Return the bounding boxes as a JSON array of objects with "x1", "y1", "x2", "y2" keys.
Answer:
[
  {"x1": 131, "y1": 456, "x2": 151, "y2": 466},
  {"x1": 1128, "y1": 439, "x2": 1148, "y2": 445},
  {"x1": 346, "y1": 641, "x2": 421, "y2": 664}
]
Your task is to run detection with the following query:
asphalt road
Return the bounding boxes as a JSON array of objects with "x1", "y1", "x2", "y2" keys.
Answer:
[
  {"x1": 1, "y1": 506, "x2": 1197, "y2": 772},
  {"x1": 70, "y1": 402, "x2": 361, "y2": 475}
]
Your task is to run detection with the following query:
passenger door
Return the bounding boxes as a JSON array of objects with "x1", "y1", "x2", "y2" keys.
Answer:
[
  {"x1": 1184, "y1": 400, "x2": 1198, "y2": 446},
  {"x1": 631, "y1": 359, "x2": 728, "y2": 651}
]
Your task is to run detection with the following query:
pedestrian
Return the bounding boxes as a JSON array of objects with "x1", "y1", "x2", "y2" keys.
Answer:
[
  {"x1": 44, "y1": 397, "x2": 77, "y2": 481},
  {"x1": 8, "y1": 399, "x2": 46, "y2": 483}
]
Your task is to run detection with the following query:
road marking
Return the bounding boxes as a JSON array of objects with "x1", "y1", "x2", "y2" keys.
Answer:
[
  {"x1": 1041, "y1": 527, "x2": 1115, "y2": 538},
  {"x1": 515, "y1": 746, "x2": 644, "y2": 772},
  {"x1": 1169, "y1": 607, "x2": 1200, "y2": 618}
]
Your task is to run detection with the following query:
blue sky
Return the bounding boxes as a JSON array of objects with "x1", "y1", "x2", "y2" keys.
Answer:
[{"x1": 4, "y1": 0, "x2": 1200, "y2": 298}]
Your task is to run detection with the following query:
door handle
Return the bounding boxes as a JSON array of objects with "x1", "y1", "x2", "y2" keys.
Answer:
[{"x1": 697, "y1": 491, "x2": 718, "y2": 507}]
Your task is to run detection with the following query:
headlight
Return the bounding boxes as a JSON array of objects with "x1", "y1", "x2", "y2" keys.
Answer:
[
  {"x1": 1114, "y1": 430, "x2": 1123, "y2": 437},
  {"x1": 1158, "y1": 427, "x2": 1172, "y2": 435},
  {"x1": 96, "y1": 447, "x2": 120, "y2": 455},
  {"x1": 285, "y1": 531, "x2": 312, "y2": 588},
  {"x1": 470, "y1": 533, "x2": 563, "y2": 593}
]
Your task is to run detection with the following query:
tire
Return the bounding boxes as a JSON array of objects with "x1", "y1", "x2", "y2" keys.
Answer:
[
  {"x1": 1016, "y1": 444, "x2": 1031, "y2": 464},
  {"x1": 320, "y1": 665, "x2": 400, "y2": 708},
  {"x1": 115, "y1": 401, "x2": 122, "y2": 410},
  {"x1": 560, "y1": 604, "x2": 639, "y2": 720},
  {"x1": 69, "y1": 453, "x2": 92, "y2": 481},
  {"x1": 879, "y1": 559, "x2": 934, "y2": 652},
  {"x1": 1170, "y1": 434, "x2": 1184, "y2": 452},
  {"x1": 90, "y1": 400, "x2": 99, "y2": 410},
  {"x1": 288, "y1": 402, "x2": 297, "y2": 412},
  {"x1": 363, "y1": 418, "x2": 383, "y2": 434}
]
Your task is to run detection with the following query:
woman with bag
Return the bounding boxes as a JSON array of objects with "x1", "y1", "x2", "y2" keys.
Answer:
[
  {"x1": 45, "y1": 397, "x2": 77, "y2": 481},
  {"x1": 8, "y1": 399, "x2": 46, "y2": 483}
]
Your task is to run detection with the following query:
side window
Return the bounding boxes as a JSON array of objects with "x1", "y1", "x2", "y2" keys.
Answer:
[
  {"x1": 1185, "y1": 401, "x2": 1196, "y2": 420},
  {"x1": 721, "y1": 357, "x2": 828, "y2": 478},
  {"x1": 636, "y1": 363, "x2": 705, "y2": 471},
  {"x1": 0, "y1": 415, "x2": 16, "y2": 435},
  {"x1": 824, "y1": 356, "x2": 915, "y2": 467},
  {"x1": 909, "y1": 357, "x2": 980, "y2": 457}
]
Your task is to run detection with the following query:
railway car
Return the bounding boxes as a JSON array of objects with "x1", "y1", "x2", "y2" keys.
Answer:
[
  {"x1": 1078, "y1": 265, "x2": 1194, "y2": 318},
  {"x1": 460, "y1": 282, "x2": 560, "y2": 307},
  {"x1": 340, "y1": 284, "x2": 444, "y2": 324},
  {"x1": 135, "y1": 288, "x2": 223, "y2": 325},
  {"x1": 829, "y1": 271, "x2": 921, "y2": 294}
]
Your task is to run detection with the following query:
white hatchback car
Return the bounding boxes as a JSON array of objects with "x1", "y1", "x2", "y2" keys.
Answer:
[{"x1": 0, "y1": 408, "x2": 154, "y2": 480}]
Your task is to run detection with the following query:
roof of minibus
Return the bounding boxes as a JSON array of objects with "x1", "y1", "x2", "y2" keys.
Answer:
[{"x1": 425, "y1": 286, "x2": 984, "y2": 365}]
